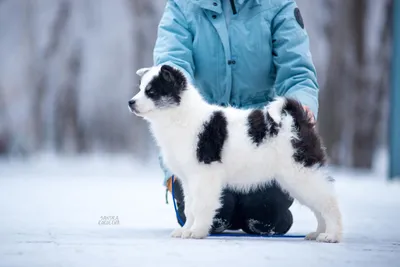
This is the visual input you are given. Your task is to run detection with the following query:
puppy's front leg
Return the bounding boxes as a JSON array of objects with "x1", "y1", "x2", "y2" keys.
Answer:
[
  {"x1": 182, "y1": 175, "x2": 223, "y2": 239},
  {"x1": 171, "y1": 196, "x2": 194, "y2": 238},
  {"x1": 171, "y1": 180, "x2": 195, "y2": 238},
  {"x1": 178, "y1": 195, "x2": 195, "y2": 237}
]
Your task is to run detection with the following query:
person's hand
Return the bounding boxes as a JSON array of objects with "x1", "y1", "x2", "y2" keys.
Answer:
[{"x1": 302, "y1": 105, "x2": 316, "y2": 126}]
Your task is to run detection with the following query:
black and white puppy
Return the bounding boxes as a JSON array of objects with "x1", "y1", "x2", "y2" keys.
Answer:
[{"x1": 129, "y1": 65, "x2": 343, "y2": 243}]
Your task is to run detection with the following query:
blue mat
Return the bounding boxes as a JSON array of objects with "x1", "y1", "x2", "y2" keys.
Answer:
[{"x1": 209, "y1": 232, "x2": 306, "y2": 238}]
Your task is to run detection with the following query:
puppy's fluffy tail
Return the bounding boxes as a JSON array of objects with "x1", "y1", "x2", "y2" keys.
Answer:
[
  {"x1": 268, "y1": 97, "x2": 327, "y2": 168},
  {"x1": 267, "y1": 97, "x2": 314, "y2": 129}
]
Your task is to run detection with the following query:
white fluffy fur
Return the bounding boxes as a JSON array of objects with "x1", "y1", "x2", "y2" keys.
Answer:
[{"x1": 130, "y1": 66, "x2": 343, "y2": 243}]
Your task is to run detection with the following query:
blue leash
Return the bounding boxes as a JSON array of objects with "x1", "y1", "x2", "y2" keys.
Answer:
[
  {"x1": 170, "y1": 175, "x2": 306, "y2": 239},
  {"x1": 171, "y1": 175, "x2": 185, "y2": 226}
]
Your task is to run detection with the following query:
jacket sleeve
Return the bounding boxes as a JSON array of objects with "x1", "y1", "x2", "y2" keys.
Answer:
[
  {"x1": 159, "y1": 153, "x2": 173, "y2": 186},
  {"x1": 153, "y1": 0, "x2": 195, "y2": 84},
  {"x1": 153, "y1": 0, "x2": 195, "y2": 185},
  {"x1": 271, "y1": 0, "x2": 320, "y2": 119}
]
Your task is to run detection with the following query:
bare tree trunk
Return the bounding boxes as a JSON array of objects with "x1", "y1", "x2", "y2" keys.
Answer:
[
  {"x1": 319, "y1": 0, "x2": 351, "y2": 166},
  {"x1": 25, "y1": 0, "x2": 42, "y2": 152},
  {"x1": 30, "y1": 0, "x2": 72, "y2": 152},
  {"x1": 0, "y1": 86, "x2": 10, "y2": 155},
  {"x1": 54, "y1": 42, "x2": 85, "y2": 153},
  {"x1": 351, "y1": 0, "x2": 392, "y2": 168},
  {"x1": 349, "y1": 0, "x2": 371, "y2": 168}
]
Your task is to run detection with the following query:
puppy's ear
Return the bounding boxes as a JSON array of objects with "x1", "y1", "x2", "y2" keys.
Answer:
[
  {"x1": 160, "y1": 65, "x2": 175, "y2": 83},
  {"x1": 136, "y1": 67, "x2": 150, "y2": 77}
]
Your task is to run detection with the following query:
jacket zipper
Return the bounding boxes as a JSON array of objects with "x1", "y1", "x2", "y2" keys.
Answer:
[{"x1": 229, "y1": 0, "x2": 237, "y2": 14}]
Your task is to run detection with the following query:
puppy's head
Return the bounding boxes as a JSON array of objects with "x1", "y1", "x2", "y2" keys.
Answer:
[{"x1": 128, "y1": 65, "x2": 187, "y2": 117}]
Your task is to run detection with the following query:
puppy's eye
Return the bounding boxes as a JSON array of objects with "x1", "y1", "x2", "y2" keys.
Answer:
[{"x1": 146, "y1": 88, "x2": 155, "y2": 96}]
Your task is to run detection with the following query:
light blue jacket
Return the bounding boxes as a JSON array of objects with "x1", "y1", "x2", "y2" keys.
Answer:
[{"x1": 153, "y1": 0, "x2": 319, "y2": 184}]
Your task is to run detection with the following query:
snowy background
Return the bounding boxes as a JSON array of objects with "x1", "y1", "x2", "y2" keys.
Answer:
[
  {"x1": 0, "y1": 0, "x2": 399, "y2": 266},
  {"x1": 1, "y1": 155, "x2": 400, "y2": 267}
]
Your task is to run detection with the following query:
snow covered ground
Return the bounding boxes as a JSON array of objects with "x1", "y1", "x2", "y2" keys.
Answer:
[{"x1": 0, "y1": 155, "x2": 400, "y2": 267}]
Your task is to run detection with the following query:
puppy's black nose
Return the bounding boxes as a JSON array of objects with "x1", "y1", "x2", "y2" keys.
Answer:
[{"x1": 128, "y1": 99, "x2": 136, "y2": 108}]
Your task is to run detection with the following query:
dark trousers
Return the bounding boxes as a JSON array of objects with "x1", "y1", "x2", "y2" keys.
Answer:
[{"x1": 172, "y1": 179, "x2": 294, "y2": 235}]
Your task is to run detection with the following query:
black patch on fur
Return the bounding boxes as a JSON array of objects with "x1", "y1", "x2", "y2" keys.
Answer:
[
  {"x1": 247, "y1": 110, "x2": 267, "y2": 146},
  {"x1": 145, "y1": 65, "x2": 187, "y2": 108},
  {"x1": 197, "y1": 111, "x2": 228, "y2": 164},
  {"x1": 266, "y1": 113, "x2": 280, "y2": 137},
  {"x1": 282, "y1": 98, "x2": 326, "y2": 167},
  {"x1": 294, "y1": 8, "x2": 304, "y2": 29}
]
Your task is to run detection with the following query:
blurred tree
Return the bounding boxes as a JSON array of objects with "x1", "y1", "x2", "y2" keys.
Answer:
[
  {"x1": 54, "y1": 42, "x2": 84, "y2": 153},
  {"x1": 319, "y1": 0, "x2": 392, "y2": 169},
  {"x1": 0, "y1": 87, "x2": 10, "y2": 155},
  {"x1": 0, "y1": 0, "x2": 164, "y2": 158},
  {"x1": 125, "y1": 0, "x2": 162, "y2": 160},
  {"x1": 128, "y1": 0, "x2": 159, "y2": 69},
  {"x1": 41, "y1": 0, "x2": 76, "y2": 153},
  {"x1": 0, "y1": 0, "x2": 391, "y2": 169}
]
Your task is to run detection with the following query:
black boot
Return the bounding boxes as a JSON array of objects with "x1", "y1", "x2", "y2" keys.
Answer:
[
  {"x1": 237, "y1": 180, "x2": 294, "y2": 235},
  {"x1": 241, "y1": 209, "x2": 293, "y2": 235}
]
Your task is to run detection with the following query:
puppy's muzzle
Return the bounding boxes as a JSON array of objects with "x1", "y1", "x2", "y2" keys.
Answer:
[{"x1": 128, "y1": 99, "x2": 138, "y2": 113}]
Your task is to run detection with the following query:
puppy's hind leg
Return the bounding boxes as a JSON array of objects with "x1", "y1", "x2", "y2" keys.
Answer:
[
  {"x1": 305, "y1": 211, "x2": 326, "y2": 240},
  {"x1": 276, "y1": 167, "x2": 343, "y2": 243},
  {"x1": 182, "y1": 173, "x2": 224, "y2": 239}
]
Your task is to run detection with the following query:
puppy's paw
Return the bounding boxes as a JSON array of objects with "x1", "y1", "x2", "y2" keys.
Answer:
[
  {"x1": 305, "y1": 232, "x2": 320, "y2": 240},
  {"x1": 188, "y1": 228, "x2": 209, "y2": 239},
  {"x1": 316, "y1": 233, "x2": 341, "y2": 243},
  {"x1": 181, "y1": 229, "x2": 193, "y2": 239},
  {"x1": 170, "y1": 228, "x2": 183, "y2": 238}
]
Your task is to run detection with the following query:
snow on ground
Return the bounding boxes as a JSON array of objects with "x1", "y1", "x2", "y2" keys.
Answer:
[{"x1": 0, "y1": 155, "x2": 400, "y2": 267}]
